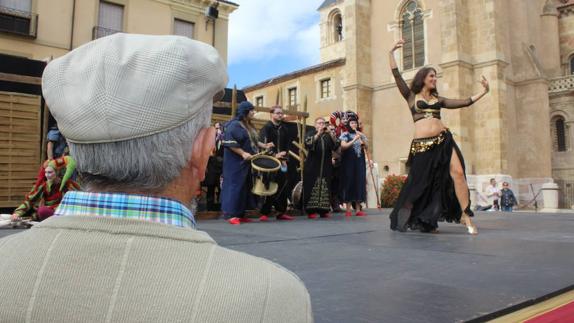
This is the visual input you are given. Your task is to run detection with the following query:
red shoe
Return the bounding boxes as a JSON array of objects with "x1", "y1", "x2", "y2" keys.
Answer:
[
  {"x1": 320, "y1": 213, "x2": 331, "y2": 218},
  {"x1": 259, "y1": 215, "x2": 269, "y2": 222},
  {"x1": 277, "y1": 214, "x2": 295, "y2": 221},
  {"x1": 356, "y1": 211, "x2": 367, "y2": 217},
  {"x1": 228, "y1": 218, "x2": 241, "y2": 225},
  {"x1": 345, "y1": 211, "x2": 353, "y2": 217},
  {"x1": 239, "y1": 217, "x2": 253, "y2": 223},
  {"x1": 308, "y1": 213, "x2": 318, "y2": 219}
]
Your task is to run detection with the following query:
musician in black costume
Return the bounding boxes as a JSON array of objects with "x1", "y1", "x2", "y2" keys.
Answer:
[
  {"x1": 302, "y1": 117, "x2": 340, "y2": 219},
  {"x1": 258, "y1": 106, "x2": 295, "y2": 221},
  {"x1": 388, "y1": 39, "x2": 489, "y2": 234}
]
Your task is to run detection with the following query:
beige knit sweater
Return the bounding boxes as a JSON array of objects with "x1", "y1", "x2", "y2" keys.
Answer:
[{"x1": 0, "y1": 216, "x2": 313, "y2": 323}]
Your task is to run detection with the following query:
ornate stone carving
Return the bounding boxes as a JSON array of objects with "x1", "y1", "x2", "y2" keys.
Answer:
[{"x1": 549, "y1": 75, "x2": 574, "y2": 94}]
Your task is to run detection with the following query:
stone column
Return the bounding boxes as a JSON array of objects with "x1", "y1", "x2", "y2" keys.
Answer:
[
  {"x1": 540, "y1": 0, "x2": 561, "y2": 78},
  {"x1": 438, "y1": 0, "x2": 477, "y2": 171},
  {"x1": 541, "y1": 182, "x2": 560, "y2": 212},
  {"x1": 468, "y1": 185, "x2": 477, "y2": 210},
  {"x1": 342, "y1": 0, "x2": 373, "y2": 147}
]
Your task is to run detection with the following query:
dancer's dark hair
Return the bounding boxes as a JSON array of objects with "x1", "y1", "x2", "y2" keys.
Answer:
[{"x1": 410, "y1": 67, "x2": 438, "y2": 97}]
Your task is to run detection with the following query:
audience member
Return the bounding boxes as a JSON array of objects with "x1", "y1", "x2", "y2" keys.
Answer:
[
  {"x1": 500, "y1": 182, "x2": 518, "y2": 212},
  {"x1": 486, "y1": 178, "x2": 501, "y2": 211},
  {"x1": 0, "y1": 34, "x2": 312, "y2": 323}
]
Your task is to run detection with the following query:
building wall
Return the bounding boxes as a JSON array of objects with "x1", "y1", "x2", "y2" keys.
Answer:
[
  {"x1": 558, "y1": 3, "x2": 574, "y2": 73},
  {"x1": 360, "y1": 0, "x2": 556, "y2": 185},
  {"x1": 0, "y1": 0, "x2": 236, "y2": 62},
  {"x1": 245, "y1": 65, "x2": 345, "y2": 123},
  {"x1": 319, "y1": 3, "x2": 346, "y2": 62},
  {"x1": 550, "y1": 1, "x2": 574, "y2": 206},
  {"x1": 246, "y1": 0, "x2": 570, "y2": 205}
]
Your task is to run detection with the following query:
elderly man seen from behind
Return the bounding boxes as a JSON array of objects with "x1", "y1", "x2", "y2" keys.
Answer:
[{"x1": 0, "y1": 34, "x2": 312, "y2": 323}]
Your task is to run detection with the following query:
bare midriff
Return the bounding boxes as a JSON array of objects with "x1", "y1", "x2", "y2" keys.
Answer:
[{"x1": 413, "y1": 118, "x2": 447, "y2": 139}]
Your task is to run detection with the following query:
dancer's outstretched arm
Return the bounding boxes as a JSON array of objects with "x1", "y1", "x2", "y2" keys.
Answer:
[
  {"x1": 441, "y1": 76, "x2": 490, "y2": 109},
  {"x1": 389, "y1": 40, "x2": 412, "y2": 101}
]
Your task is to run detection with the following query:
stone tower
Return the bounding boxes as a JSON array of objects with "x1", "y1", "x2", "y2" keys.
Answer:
[{"x1": 318, "y1": 0, "x2": 374, "y2": 147}]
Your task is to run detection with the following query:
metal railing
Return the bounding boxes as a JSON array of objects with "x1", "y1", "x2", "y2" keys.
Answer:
[
  {"x1": 92, "y1": 26, "x2": 121, "y2": 40},
  {"x1": 556, "y1": 180, "x2": 574, "y2": 209},
  {"x1": 549, "y1": 74, "x2": 574, "y2": 94},
  {"x1": 0, "y1": 5, "x2": 38, "y2": 38}
]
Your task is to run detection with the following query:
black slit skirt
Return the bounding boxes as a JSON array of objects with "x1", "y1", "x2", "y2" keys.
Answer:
[{"x1": 390, "y1": 130, "x2": 472, "y2": 232}]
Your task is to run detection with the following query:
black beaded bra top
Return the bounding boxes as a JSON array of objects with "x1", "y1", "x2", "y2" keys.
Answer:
[{"x1": 411, "y1": 95, "x2": 443, "y2": 122}]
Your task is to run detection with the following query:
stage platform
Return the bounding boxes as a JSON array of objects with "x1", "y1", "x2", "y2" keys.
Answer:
[{"x1": 2, "y1": 210, "x2": 574, "y2": 322}]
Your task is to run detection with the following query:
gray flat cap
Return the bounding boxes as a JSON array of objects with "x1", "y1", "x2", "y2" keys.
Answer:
[{"x1": 42, "y1": 33, "x2": 227, "y2": 144}]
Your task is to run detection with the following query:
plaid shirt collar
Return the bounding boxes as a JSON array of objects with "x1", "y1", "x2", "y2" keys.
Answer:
[{"x1": 55, "y1": 191, "x2": 195, "y2": 228}]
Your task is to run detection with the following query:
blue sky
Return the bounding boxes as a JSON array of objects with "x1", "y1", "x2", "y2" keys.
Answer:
[{"x1": 227, "y1": 0, "x2": 323, "y2": 89}]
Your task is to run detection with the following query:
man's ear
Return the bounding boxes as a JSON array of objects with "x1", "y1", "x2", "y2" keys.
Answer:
[{"x1": 190, "y1": 127, "x2": 216, "y2": 182}]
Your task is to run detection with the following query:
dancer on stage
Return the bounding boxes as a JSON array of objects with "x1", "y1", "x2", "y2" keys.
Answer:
[
  {"x1": 388, "y1": 39, "x2": 489, "y2": 234},
  {"x1": 339, "y1": 115, "x2": 368, "y2": 217},
  {"x1": 221, "y1": 101, "x2": 273, "y2": 225},
  {"x1": 303, "y1": 117, "x2": 340, "y2": 219},
  {"x1": 258, "y1": 106, "x2": 295, "y2": 221}
]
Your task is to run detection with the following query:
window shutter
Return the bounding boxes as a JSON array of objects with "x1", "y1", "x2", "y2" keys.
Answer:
[
  {"x1": 98, "y1": 1, "x2": 123, "y2": 31},
  {"x1": 174, "y1": 19, "x2": 194, "y2": 39},
  {"x1": 0, "y1": 0, "x2": 32, "y2": 12}
]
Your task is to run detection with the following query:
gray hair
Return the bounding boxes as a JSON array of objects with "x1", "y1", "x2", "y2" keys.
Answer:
[{"x1": 68, "y1": 110, "x2": 211, "y2": 192}]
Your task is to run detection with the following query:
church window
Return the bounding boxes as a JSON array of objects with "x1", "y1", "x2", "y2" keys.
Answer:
[
  {"x1": 400, "y1": 0, "x2": 425, "y2": 70},
  {"x1": 329, "y1": 10, "x2": 343, "y2": 43},
  {"x1": 553, "y1": 116, "x2": 568, "y2": 152}
]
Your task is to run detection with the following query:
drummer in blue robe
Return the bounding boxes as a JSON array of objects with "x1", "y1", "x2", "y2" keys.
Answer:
[{"x1": 221, "y1": 101, "x2": 273, "y2": 225}]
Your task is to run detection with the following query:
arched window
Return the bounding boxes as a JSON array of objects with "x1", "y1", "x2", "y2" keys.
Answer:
[
  {"x1": 400, "y1": 0, "x2": 425, "y2": 70},
  {"x1": 570, "y1": 55, "x2": 574, "y2": 74},
  {"x1": 553, "y1": 116, "x2": 567, "y2": 152},
  {"x1": 328, "y1": 10, "x2": 343, "y2": 43}
]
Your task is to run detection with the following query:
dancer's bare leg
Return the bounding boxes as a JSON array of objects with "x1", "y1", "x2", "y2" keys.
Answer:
[{"x1": 450, "y1": 149, "x2": 477, "y2": 234}]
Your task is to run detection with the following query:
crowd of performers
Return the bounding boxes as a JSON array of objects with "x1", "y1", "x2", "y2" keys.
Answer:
[
  {"x1": 210, "y1": 39, "x2": 491, "y2": 235},
  {"x1": 8, "y1": 40, "x2": 490, "y2": 236},
  {"x1": 214, "y1": 101, "x2": 369, "y2": 225}
]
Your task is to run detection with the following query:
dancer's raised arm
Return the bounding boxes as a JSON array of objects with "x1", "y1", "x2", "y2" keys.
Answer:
[
  {"x1": 389, "y1": 40, "x2": 412, "y2": 101},
  {"x1": 440, "y1": 76, "x2": 490, "y2": 109}
]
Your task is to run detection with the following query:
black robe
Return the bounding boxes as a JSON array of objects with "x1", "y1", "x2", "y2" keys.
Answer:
[
  {"x1": 258, "y1": 121, "x2": 292, "y2": 215},
  {"x1": 302, "y1": 131, "x2": 340, "y2": 214}
]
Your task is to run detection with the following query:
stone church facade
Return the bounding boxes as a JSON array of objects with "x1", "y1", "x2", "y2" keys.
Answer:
[{"x1": 244, "y1": 0, "x2": 574, "y2": 208}]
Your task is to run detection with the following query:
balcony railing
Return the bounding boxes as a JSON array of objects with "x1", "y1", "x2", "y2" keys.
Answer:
[
  {"x1": 92, "y1": 26, "x2": 121, "y2": 40},
  {"x1": 549, "y1": 74, "x2": 574, "y2": 94},
  {"x1": 0, "y1": 5, "x2": 38, "y2": 38}
]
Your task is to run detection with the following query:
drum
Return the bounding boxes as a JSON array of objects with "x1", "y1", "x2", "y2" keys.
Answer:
[
  {"x1": 291, "y1": 180, "x2": 303, "y2": 209},
  {"x1": 251, "y1": 155, "x2": 281, "y2": 196}
]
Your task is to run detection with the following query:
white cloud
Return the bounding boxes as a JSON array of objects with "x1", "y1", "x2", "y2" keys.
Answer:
[{"x1": 228, "y1": 0, "x2": 322, "y2": 66}]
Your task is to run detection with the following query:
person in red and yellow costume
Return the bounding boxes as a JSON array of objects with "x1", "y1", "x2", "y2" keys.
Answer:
[{"x1": 11, "y1": 156, "x2": 80, "y2": 221}]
